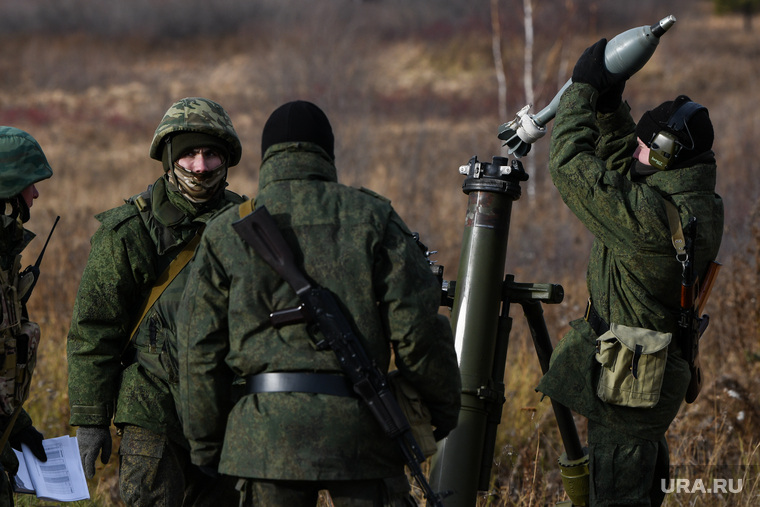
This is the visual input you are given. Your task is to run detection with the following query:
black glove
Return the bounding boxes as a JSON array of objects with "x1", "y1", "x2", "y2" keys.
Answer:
[
  {"x1": 572, "y1": 38, "x2": 628, "y2": 94},
  {"x1": 76, "y1": 426, "x2": 112, "y2": 479},
  {"x1": 9, "y1": 425, "x2": 47, "y2": 462}
]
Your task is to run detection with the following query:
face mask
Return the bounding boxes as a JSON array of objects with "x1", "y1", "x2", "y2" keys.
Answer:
[
  {"x1": 629, "y1": 159, "x2": 660, "y2": 180},
  {"x1": 171, "y1": 161, "x2": 228, "y2": 204}
]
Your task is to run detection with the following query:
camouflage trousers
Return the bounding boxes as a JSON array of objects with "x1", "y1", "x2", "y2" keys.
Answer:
[
  {"x1": 237, "y1": 475, "x2": 416, "y2": 507},
  {"x1": 588, "y1": 419, "x2": 670, "y2": 506},
  {"x1": 119, "y1": 425, "x2": 239, "y2": 507}
]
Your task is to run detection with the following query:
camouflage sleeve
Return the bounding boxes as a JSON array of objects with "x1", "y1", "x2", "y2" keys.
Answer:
[
  {"x1": 596, "y1": 99, "x2": 637, "y2": 169},
  {"x1": 548, "y1": 82, "x2": 658, "y2": 252},
  {"x1": 376, "y1": 210, "x2": 461, "y2": 432},
  {"x1": 67, "y1": 210, "x2": 155, "y2": 426},
  {"x1": 176, "y1": 228, "x2": 234, "y2": 468}
]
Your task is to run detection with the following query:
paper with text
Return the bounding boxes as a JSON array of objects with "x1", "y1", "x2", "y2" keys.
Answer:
[{"x1": 13, "y1": 435, "x2": 90, "y2": 502}]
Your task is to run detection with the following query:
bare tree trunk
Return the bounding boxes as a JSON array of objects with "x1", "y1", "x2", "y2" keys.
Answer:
[
  {"x1": 523, "y1": 0, "x2": 536, "y2": 197},
  {"x1": 491, "y1": 0, "x2": 508, "y2": 156}
]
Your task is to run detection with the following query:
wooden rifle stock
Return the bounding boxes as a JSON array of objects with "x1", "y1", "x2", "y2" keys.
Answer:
[{"x1": 696, "y1": 261, "x2": 722, "y2": 316}]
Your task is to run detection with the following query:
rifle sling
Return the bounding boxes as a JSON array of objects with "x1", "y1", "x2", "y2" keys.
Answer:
[
  {"x1": 664, "y1": 200, "x2": 686, "y2": 259},
  {"x1": 127, "y1": 229, "x2": 203, "y2": 344},
  {"x1": 239, "y1": 198, "x2": 254, "y2": 219}
]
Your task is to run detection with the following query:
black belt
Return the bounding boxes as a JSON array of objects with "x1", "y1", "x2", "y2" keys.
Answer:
[
  {"x1": 245, "y1": 372, "x2": 356, "y2": 397},
  {"x1": 584, "y1": 299, "x2": 610, "y2": 336}
]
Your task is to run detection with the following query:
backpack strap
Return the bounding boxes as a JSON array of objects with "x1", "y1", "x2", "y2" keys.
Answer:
[{"x1": 127, "y1": 229, "x2": 203, "y2": 343}]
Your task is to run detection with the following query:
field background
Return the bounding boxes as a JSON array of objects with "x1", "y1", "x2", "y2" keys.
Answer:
[{"x1": 1, "y1": 0, "x2": 758, "y2": 505}]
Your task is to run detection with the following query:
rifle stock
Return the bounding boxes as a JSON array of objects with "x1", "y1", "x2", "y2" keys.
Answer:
[
  {"x1": 232, "y1": 206, "x2": 446, "y2": 506},
  {"x1": 696, "y1": 261, "x2": 721, "y2": 316}
]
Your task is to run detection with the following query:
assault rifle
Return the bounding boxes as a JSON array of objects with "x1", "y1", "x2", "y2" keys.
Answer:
[
  {"x1": 232, "y1": 205, "x2": 447, "y2": 507},
  {"x1": 679, "y1": 217, "x2": 722, "y2": 403},
  {"x1": 20, "y1": 215, "x2": 60, "y2": 305}
]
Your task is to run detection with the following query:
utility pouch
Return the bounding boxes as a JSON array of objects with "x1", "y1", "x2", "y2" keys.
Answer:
[
  {"x1": 12, "y1": 321, "x2": 40, "y2": 409},
  {"x1": 387, "y1": 370, "x2": 437, "y2": 458},
  {"x1": 0, "y1": 257, "x2": 41, "y2": 416},
  {"x1": 595, "y1": 323, "x2": 671, "y2": 408}
]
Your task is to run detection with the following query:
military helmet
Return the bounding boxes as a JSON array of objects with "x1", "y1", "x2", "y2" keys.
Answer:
[
  {"x1": 149, "y1": 97, "x2": 242, "y2": 167},
  {"x1": 0, "y1": 127, "x2": 53, "y2": 199}
]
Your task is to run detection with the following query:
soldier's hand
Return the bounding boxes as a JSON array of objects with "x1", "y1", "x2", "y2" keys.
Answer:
[
  {"x1": 76, "y1": 425, "x2": 112, "y2": 479},
  {"x1": 10, "y1": 425, "x2": 47, "y2": 462},
  {"x1": 572, "y1": 38, "x2": 628, "y2": 94}
]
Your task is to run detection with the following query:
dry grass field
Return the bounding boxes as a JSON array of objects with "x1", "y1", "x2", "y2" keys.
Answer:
[{"x1": 1, "y1": 0, "x2": 758, "y2": 505}]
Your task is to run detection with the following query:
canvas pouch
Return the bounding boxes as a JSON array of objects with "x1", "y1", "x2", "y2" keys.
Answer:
[{"x1": 595, "y1": 323, "x2": 671, "y2": 408}]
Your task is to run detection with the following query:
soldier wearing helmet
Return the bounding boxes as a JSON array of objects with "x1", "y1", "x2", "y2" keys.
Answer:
[
  {"x1": 66, "y1": 98, "x2": 244, "y2": 506},
  {"x1": 0, "y1": 127, "x2": 52, "y2": 507}
]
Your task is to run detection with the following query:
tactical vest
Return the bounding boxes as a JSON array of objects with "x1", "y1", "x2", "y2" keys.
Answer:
[{"x1": 0, "y1": 252, "x2": 39, "y2": 416}]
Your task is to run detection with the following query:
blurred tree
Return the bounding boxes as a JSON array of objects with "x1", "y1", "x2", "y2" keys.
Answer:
[{"x1": 714, "y1": 0, "x2": 758, "y2": 31}]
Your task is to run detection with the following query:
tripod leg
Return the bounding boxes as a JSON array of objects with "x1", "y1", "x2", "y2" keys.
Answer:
[{"x1": 521, "y1": 300, "x2": 584, "y2": 459}]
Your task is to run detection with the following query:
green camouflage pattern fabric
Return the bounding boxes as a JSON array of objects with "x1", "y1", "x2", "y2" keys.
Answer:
[
  {"x1": 0, "y1": 127, "x2": 53, "y2": 199},
  {"x1": 536, "y1": 83, "x2": 723, "y2": 503},
  {"x1": 149, "y1": 97, "x2": 242, "y2": 167},
  {"x1": 238, "y1": 474, "x2": 414, "y2": 507},
  {"x1": 118, "y1": 425, "x2": 240, "y2": 506},
  {"x1": 67, "y1": 175, "x2": 242, "y2": 435},
  {"x1": 177, "y1": 142, "x2": 461, "y2": 480},
  {"x1": 587, "y1": 421, "x2": 669, "y2": 506}
]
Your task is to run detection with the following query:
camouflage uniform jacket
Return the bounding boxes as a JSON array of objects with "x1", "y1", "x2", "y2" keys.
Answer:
[
  {"x1": 67, "y1": 176, "x2": 242, "y2": 440},
  {"x1": 177, "y1": 142, "x2": 461, "y2": 479},
  {"x1": 536, "y1": 83, "x2": 724, "y2": 440}
]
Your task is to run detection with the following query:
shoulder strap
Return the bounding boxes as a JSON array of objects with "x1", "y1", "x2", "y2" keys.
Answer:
[
  {"x1": 663, "y1": 200, "x2": 686, "y2": 259},
  {"x1": 0, "y1": 406, "x2": 22, "y2": 452},
  {"x1": 127, "y1": 229, "x2": 204, "y2": 342},
  {"x1": 239, "y1": 198, "x2": 255, "y2": 219}
]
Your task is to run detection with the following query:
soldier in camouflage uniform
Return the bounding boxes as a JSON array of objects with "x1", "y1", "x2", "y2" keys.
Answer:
[
  {"x1": 536, "y1": 40, "x2": 723, "y2": 505},
  {"x1": 0, "y1": 127, "x2": 53, "y2": 506},
  {"x1": 66, "y1": 98, "x2": 244, "y2": 506},
  {"x1": 176, "y1": 100, "x2": 461, "y2": 506}
]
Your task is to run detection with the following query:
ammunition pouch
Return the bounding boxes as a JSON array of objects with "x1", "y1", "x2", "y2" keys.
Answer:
[
  {"x1": 595, "y1": 323, "x2": 671, "y2": 408},
  {"x1": 0, "y1": 256, "x2": 40, "y2": 416},
  {"x1": 388, "y1": 370, "x2": 437, "y2": 458}
]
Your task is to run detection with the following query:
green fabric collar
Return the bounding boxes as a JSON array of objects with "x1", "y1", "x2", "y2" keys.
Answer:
[
  {"x1": 258, "y1": 142, "x2": 337, "y2": 191},
  {"x1": 642, "y1": 157, "x2": 717, "y2": 198}
]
